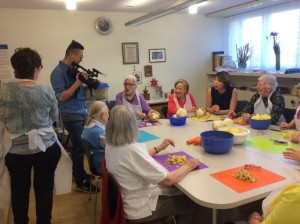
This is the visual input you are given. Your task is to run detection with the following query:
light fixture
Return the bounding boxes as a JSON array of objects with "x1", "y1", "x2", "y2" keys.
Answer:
[
  {"x1": 189, "y1": 5, "x2": 198, "y2": 14},
  {"x1": 125, "y1": 0, "x2": 207, "y2": 27},
  {"x1": 65, "y1": 0, "x2": 76, "y2": 11}
]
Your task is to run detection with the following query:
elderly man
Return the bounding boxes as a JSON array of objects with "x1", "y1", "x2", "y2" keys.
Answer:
[
  {"x1": 228, "y1": 74, "x2": 285, "y2": 125},
  {"x1": 115, "y1": 75, "x2": 153, "y2": 119}
]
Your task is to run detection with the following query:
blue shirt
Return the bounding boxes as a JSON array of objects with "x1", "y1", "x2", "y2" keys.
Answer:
[{"x1": 50, "y1": 61, "x2": 87, "y2": 116}]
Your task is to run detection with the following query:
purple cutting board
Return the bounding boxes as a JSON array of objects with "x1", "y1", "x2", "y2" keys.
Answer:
[
  {"x1": 138, "y1": 120, "x2": 161, "y2": 128},
  {"x1": 154, "y1": 151, "x2": 208, "y2": 171}
]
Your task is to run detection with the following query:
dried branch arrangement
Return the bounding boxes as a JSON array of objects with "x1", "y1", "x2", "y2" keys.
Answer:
[{"x1": 236, "y1": 43, "x2": 251, "y2": 64}]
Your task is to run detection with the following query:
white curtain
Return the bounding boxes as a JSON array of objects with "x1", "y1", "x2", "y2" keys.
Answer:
[{"x1": 226, "y1": 1, "x2": 300, "y2": 70}]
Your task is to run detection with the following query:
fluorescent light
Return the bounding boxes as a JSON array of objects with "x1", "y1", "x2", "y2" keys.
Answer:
[
  {"x1": 125, "y1": 0, "x2": 207, "y2": 27},
  {"x1": 65, "y1": 0, "x2": 76, "y2": 11},
  {"x1": 189, "y1": 5, "x2": 198, "y2": 14}
]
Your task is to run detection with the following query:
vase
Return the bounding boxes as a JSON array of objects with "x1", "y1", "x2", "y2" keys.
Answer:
[
  {"x1": 238, "y1": 62, "x2": 247, "y2": 70},
  {"x1": 275, "y1": 53, "x2": 280, "y2": 71}
]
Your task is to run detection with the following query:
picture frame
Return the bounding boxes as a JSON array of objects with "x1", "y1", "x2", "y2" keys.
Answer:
[
  {"x1": 133, "y1": 71, "x2": 142, "y2": 84},
  {"x1": 122, "y1": 42, "x2": 139, "y2": 64},
  {"x1": 144, "y1": 65, "x2": 153, "y2": 77},
  {"x1": 149, "y1": 48, "x2": 166, "y2": 63}
]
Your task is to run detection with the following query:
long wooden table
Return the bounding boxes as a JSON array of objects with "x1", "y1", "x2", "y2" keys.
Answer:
[{"x1": 140, "y1": 119, "x2": 300, "y2": 224}]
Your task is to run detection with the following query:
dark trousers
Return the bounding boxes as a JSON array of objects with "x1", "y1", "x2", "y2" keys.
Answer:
[
  {"x1": 5, "y1": 142, "x2": 61, "y2": 224},
  {"x1": 127, "y1": 194, "x2": 204, "y2": 224},
  {"x1": 63, "y1": 119, "x2": 87, "y2": 184}
]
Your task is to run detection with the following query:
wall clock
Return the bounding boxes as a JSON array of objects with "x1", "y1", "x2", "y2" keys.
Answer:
[{"x1": 95, "y1": 17, "x2": 112, "y2": 35}]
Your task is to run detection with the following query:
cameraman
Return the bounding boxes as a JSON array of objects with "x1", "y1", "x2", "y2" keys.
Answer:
[{"x1": 51, "y1": 40, "x2": 97, "y2": 193}]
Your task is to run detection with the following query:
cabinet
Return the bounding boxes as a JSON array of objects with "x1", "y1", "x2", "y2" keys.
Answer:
[{"x1": 207, "y1": 72, "x2": 300, "y2": 109}]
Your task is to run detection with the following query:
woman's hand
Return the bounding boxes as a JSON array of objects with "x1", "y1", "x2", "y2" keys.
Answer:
[
  {"x1": 290, "y1": 132, "x2": 300, "y2": 143},
  {"x1": 187, "y1": 107, "x2": 196, "y2": 113},
  {"x1": 280, "y1": 122, "x2": 290, "y2": 130},
  {"x1": 248, "y1": 212, "x2": 263, "y2": 224},
  {"x1": 185, "y1": 158, "x2": 200, "y2": 170},
  {"x1": 241, "y1": 113, "x2": 251, "y2": 121},
  {"x1": 136, "y1": 112, "x2": 147, "y2": 119},
  {"x1": 211, "y1": 105, "x2": 220, "y2": 113},
  {"x1": 283, "y1": 148, "x2": 300, "y2": 162},
  {"x1": 228, "y1": 111, "x2": 236, "y2": 119},
  {"x1": 156, "y1": 138, "x2": 175, "y2": 152}
]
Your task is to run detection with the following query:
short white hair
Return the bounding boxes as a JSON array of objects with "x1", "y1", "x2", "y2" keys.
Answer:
[
  {"x1": 258, "y1": 75, "x2": 278, "y2": 91},
  {"x1": 124, "y1": 75, "x2": 137, "y2": 85}
]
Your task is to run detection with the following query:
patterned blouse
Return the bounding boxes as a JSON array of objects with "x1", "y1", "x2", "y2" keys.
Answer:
[{"x1": 236, "y1": 91, "x2": 285, "y2": 125}]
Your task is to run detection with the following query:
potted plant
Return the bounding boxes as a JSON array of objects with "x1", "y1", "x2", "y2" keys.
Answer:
[{"x1": 236, "y1": 43, "x2": 251, "y2": 70}]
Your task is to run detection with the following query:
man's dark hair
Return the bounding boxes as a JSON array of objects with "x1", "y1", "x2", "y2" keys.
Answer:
[{"x1": 65, "y1": 40, "x2": 84, "y2": 55}]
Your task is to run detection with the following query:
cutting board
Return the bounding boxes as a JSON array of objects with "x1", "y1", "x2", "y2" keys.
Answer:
[
  {"x1": 245, "y1": 136, "x2": 298, "y2": 153},
  {"x1": 154, "y1": 151, "x2": 208, "y2": 171},
  {"x1": 211, "y1": 166, "x2": 286, "y2": 193}
]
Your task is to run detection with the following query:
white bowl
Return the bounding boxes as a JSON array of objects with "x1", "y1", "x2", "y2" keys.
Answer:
[{"x1": 218, "y1": 126, "x2": 250, "y2": 144}]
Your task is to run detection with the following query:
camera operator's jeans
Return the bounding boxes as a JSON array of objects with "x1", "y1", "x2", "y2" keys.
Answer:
[{"x1": 63, "y1": 119, "x2": 87, "y2": 185}]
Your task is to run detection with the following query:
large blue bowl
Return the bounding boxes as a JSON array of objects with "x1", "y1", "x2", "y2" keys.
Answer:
[
  {"x1": 169, "y1": 115, "x2": 187, "y2": 126},
  {"x1": 200, "y1": 131, "x2": 234, "y2": 154},
  {"x1": 249, "y1": 118, "x2": 271, "y2": 130}
]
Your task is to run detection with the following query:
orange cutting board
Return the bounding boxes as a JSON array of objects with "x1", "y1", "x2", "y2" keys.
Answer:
[{"x1": 210, "y1": 166, "x2": 286, "y2": 193}]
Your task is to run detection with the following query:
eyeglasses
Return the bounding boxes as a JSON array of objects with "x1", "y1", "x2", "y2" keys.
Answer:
[{"x1": 123, "y1": 83, "x2": 136, "y2": 87}]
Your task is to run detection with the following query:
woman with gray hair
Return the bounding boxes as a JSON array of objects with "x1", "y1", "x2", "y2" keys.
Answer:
[
  {"x1": 228, "y1": 74, "x2": 285, "y2": 125},
  {"x1": 105, "y1": 105, "x2": 205, "y2": 224},
  {"x1": 115, "y1": 75, "x2": 153, "y2": 119}
]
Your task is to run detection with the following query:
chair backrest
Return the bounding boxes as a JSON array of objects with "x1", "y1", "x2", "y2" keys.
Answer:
[
  {"x1": 100, "y1": 158, "x2": 126, "y2": 224},
  {"x1": 82, "y1": 139, "x2": 101, "y2": 176}
]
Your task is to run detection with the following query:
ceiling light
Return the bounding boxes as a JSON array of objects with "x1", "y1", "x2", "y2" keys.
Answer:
[
  {"x1": 125, "y1": 0, "x2": 207, "y2": 27},
  {"x1": 65, "y1": 0, "x2": 76, "y2": 11},
  {"x1": 189, "y1": 5, "x2": 198, "y2": 14}
]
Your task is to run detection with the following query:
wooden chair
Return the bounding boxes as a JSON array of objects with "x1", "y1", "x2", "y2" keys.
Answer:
[{"x1": 82, "y1": 139, "x2": 102, "y2": 224}]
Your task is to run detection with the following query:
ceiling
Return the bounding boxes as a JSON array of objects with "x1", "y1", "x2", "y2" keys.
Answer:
[{"x1": 0, "y1": 0, "x2": 295, "y2": 17}]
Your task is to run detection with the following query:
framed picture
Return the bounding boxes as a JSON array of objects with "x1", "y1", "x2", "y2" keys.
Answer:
[
  {"x1": 144, "y1": 65, "x2": 153, "y2": 77},
  {"x1": 149, "y1": 48, "x2": 166, "y2": 63},
  {"x1": 122, "y1": 42, "x2": 139, "y2": 64},
  {"x1": 133, "y1": 71, "x2": 142, "y2": 84}
]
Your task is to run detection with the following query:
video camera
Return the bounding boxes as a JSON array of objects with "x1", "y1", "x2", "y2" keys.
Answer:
[{"x1": 67, "y1": 62, "x2": 106, "y2": 89}]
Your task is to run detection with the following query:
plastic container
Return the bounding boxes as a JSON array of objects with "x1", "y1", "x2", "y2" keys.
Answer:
[
  {"x1": 169, "y1": 115, "x2": 187, "y2": 126},
  {"x1": 218, "y1": 126, "x2": 250, "y2": 144},
  {"x1": 249, "y1": 118, "x2": 271, "y2": 130},
  {"x1": 84, "y1": 82, "x2": 109, "y2": 100},
  {"x1": 200, "y1": 131, "x2": 234, "y2": 154}
]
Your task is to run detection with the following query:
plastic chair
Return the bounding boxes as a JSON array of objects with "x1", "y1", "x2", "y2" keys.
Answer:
[{"x1": 82, "y1": 139, "x2": 102, "y2": 224}]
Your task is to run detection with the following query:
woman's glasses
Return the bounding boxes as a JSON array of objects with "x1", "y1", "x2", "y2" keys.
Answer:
[{"x1": 123, "y1": 83, "x2": 135, "y2": 87}]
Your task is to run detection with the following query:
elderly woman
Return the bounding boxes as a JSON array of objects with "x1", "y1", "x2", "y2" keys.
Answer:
[
  {"x1": 115, "y1": 75, "x2": 152, "y2": 119},
  {"x1": 82, "y1": 101, "x2": 109, "y2": 175},
  {"x1": 105, "y1": 105, "x2": 204, "y2": 224},
  {"x1": 228, "y1": 75, "x2": 285, "y2": 125},
  {"x1": 206, "y1": 71, "x2": 237, "y2": 115},
  {"x1": 168, "y1": 79, "x2": 197, "y2": 116}
]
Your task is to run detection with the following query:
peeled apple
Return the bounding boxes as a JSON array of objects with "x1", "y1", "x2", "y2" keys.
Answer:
[
  {"x1": 252, "y1": 114, "x2": 271, "y2": 120},
  {"x1": 195, "y1": 108, "x2": 205, "y2": 117},
  {"x1": 223, "y1": 118, "x2": 234, "y2": 127},
  {"x1": 176, "y1": 108, "x2": 187, "y2": 117}
]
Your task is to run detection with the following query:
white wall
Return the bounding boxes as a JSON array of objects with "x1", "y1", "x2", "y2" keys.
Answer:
[{"x1": 0, "y1": 8, "x2": 225, "y2": 107}]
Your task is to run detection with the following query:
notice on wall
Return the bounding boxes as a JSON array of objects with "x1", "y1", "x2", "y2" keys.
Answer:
[{"x1": 0, "y1": 44, "x2": 12, "y2": 83}]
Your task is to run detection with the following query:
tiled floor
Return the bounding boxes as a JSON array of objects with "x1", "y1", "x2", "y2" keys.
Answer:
[{"x1": 6, "y1": 156, "x2": 263, "y2": 224}]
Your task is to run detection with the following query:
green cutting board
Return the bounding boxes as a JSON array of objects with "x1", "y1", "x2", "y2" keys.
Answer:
[{"x1": 245, "y1": 136, "x2": 298, "y2": 153}]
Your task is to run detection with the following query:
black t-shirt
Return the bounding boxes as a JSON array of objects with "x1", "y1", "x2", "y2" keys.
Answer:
[{"x1": 211, "y1": 86, "x2": 234, "y2": 110}]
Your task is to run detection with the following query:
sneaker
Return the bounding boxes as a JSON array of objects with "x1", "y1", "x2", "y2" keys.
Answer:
[
  {"x1": 76, "y1": 179, "x2": 99, "y2": 193},
  {"x1": 72, "y1": 173, "x2": 95, "y2": 182}
]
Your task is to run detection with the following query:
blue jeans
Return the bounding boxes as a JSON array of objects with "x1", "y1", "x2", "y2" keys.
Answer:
[
  {"x1": 63, "y1": 119, "x2": 87, "y2": 184},
  {"x1": 5, "y1": 142, "x2": 61, "y2": 224}
]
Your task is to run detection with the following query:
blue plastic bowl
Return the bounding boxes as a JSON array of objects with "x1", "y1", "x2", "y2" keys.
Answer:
[
  {"x1": 200, "y1": 131, "x2": 234, "y2": 154},
  {"x1": 249, "y1": 118, "x2": 271, "y2": 130},
  {"x1": 169, "y1": 115, "x2": 187, "y2": 126}
]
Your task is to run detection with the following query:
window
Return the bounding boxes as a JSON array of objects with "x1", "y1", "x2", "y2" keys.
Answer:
[{"x1": 227, "y1": 1, "x2": 300, "y2": 70}]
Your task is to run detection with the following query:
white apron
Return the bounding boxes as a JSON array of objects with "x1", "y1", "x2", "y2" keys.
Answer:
[
  {"x1": 254, "y1": 92, "x2": 285, "y2": 125},
  {"x1": 173, "y1": 94, "x2": 193, "y2": 111},
  {"x1": 0, "y1": 123, "x2": 72, "y2": 209},
  {"x1": 122, "y1": 91, "x2": 143, "y2": 114}
]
